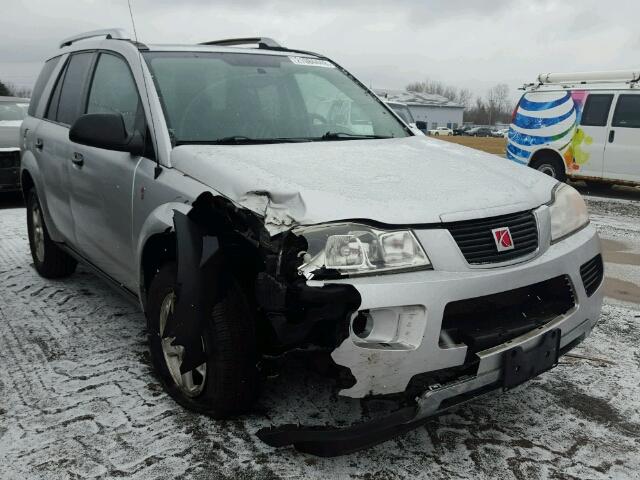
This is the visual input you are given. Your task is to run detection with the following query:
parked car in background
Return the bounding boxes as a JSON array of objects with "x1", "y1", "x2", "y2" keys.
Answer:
[
  {"x1": 428, "y1": 126, "x2": 453, "y2": 136},
  {"x1": 22, "y1": 30, "x2": 603, "y2": 456},
  {"x1": 508, "y1": 70, "x2": 640, "y2": 188},
  {"x1": 0, "y1": 96, "x2": 29, "y2": 192},
  {"x1": 492, "y1": 128, "x2": 509, "y2": 138},
  {"x1": 384, "y1": 100, "x2": 424, "y2": 135},
  {"x1": 453, "y1": 125, "x2": 472, "y2": 136},
  {"x1": 466, "y1": 126, "x2": 493, "y2": 137}
]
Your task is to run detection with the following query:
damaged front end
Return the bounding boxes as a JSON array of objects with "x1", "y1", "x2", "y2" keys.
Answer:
[
  {"x1": 165, "y1": 191, "x2": 594, "y2": 458},
  {"x1": 164, "y1": 191, "x2": 444, "y2": 455}
]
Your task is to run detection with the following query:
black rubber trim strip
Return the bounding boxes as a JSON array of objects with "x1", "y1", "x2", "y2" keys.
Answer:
[{"x1": 256, "y1": 406, "x2": 420, "y2": 457}]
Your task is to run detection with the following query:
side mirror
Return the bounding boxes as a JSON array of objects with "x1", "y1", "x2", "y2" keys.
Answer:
[
  {"x1": 69, "y1": 113, "x2": 144, "y2": 155},
  {"x1": 415, "y1": 121, "x2": 427, "y2": 131}
]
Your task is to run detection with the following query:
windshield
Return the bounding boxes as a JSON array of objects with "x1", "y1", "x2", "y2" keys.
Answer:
[
  {"x1": 389, "y1": 104, "x2": 414, "y2": 124},
  {"x1": 0, "y1": 102, "x2": 28, "y2": 122},
  {"x1": 143, "y1": 52, "x2": 409, "y2": 144}
]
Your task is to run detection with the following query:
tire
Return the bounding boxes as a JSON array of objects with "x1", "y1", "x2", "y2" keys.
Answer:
[
  {"x1": 147, "y1": 262, "x2": 258, "y2": 418},
  {"x1": 26, "y1": 189, "x2": 77, "y2": 278},
  {"x1": 435, "y1": 132, "x2": 439, "y2": 136},
  {"x1": 530, "y1": 154, "x2": 567, "y2": 182}
]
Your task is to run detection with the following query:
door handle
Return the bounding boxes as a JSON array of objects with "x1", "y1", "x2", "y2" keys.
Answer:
[
  {"x1": 35, "y1": 138, "x2": 44, "y2": 151},
  {"x1": 71, "y1": 152, "x2": 84, "y2": 167},
  {"x1": 608, "y1": 130, "x2": 615, "y2": 143}
]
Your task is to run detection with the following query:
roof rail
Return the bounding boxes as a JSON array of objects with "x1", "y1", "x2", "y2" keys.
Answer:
[
  {"x1": 199, "y1": 37, "x2": 283, "y2": 49},
  {"x1": 60, "y1": 28, "x2": 129, "y2": 49}
]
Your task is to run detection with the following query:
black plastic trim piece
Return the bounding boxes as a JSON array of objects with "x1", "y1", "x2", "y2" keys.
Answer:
[{"x1": 580, "y1": 254, "x2": 604, "y2": 297}]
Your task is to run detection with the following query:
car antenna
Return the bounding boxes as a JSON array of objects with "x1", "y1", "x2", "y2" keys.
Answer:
[{"x1": 127, "y1": 0, "x2": 162, "y2": 179}]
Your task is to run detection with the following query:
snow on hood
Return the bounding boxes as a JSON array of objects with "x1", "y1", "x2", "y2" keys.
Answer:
[{"x1": 171, "y1": 136, "x2": 557, "y2": 231}]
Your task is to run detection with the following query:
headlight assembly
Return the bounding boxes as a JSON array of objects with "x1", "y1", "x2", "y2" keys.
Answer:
[
  {"x1": 548, "y1": 184, "x2": 589, "y2": 242},
  {"x1": 295, "y1": 223, "x2": 431, "y2": 279}
]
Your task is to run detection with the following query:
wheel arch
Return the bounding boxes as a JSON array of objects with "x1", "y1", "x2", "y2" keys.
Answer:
[
  {"x1": 20, "y1": 153, "x2": 65, "y2": 242},
  {"x1": 20, "y1": 168, "x2": 35, "y2": 198},
  {"x1": 137, "y1": 202, "x2": 191, "y2": 311},
  {"x1": 528, "y1": 147, "x2": 567, "y2": 181}
]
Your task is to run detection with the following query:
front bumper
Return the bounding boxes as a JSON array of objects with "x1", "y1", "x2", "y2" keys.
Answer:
[
  {"x1": 0, "y1": 149, "x2": 21, "y2": 192},
  {"x1": 258, "y1": 217, "x2": 603, "y2": 455},
  {"x1": 331, "y1": 221, "x2": 602, "y2": 398}
]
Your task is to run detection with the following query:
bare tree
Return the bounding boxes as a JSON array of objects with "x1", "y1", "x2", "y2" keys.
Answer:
[
  {"x1": 485, "y1": 83, "x2": 511, "y2": 124},
  {"x1": 407, "y1": 79, "x2": 448, "y2": 96},
  {"x1": 406, "y1": 79, "x2": 471, "y2": 108},
  {"x1": 0, "y1": 81, "x2": 11, "y2": 96},
  {"x1": 406, "y1": 79, "x2": 514, "y2": 125},
  {"x1": 0, "y1": 80, "x2": 32, "y2": 98},
  {"x1": 456, "y1": 88, "x2": 473, "y2": 109}
]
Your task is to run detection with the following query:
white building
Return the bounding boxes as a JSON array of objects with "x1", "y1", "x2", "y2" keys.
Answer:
[{"x1": 375, "y1": 89, "x2": 464, "y2": 130}]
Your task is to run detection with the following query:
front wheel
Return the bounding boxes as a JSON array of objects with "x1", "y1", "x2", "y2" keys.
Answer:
[
  {"x1": 26, "y1": 189, "x2": 77, "y2": 278},
  {"x1": 147, "y1": 263, "x2": 259, "y2": 418}
]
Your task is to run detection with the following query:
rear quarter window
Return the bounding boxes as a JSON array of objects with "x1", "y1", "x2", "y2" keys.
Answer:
[
  {"x1": 46, "y1": 52, "x2": 94, "y2": 125},
  {"x1": 612, "y1": 94, "x2": 640, "y2": 128},
  {"x1": 28, "y1": 56, "x2": 61, "y2": 117},
  {"x1": 580, "y1": 94, "x2": 613, "y2": 127}
]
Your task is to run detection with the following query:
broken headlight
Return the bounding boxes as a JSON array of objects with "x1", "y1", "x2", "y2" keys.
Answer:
[{"x1": 296, "y1": 223, "x2": 431, "y2": 279}]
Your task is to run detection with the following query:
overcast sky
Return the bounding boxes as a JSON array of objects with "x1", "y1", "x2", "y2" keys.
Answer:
[{"x1": 2, "y1": 0, "x2": 639, "y2": 102}]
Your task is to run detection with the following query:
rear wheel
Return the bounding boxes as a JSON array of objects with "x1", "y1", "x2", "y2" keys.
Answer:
[
  {"x1": 147, "y1": 262, "x2": 258, "y2": 418},
  {"x1": 26, "y1": 189, "x2": 77, "y2": 278},
  {"x1": 530, "y1": 153, "x2": 566, "y2": 182}
]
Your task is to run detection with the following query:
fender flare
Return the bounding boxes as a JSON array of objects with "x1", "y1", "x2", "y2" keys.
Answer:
[
  {"x1": 20, "y1": 151, "x2": 65, "y2": 242},
  {"x1": 136, "y1": 201, "x2": 192, "y2": 305}
]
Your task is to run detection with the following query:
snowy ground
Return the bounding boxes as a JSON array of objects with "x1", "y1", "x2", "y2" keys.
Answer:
[{"x1": 1, "y1": 190, "x2": 639, "y2": 480}]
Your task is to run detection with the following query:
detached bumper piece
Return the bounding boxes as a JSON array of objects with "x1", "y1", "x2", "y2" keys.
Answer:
[
  {"x1": 257, "y1": 371, "x2": 504, "y2": 457},
  {"x1": 257, "y1": 407, "x2": 421, "y2": 457},
  {"x1": 257, "y1": 327, "x2": 569, "y2": 457}
]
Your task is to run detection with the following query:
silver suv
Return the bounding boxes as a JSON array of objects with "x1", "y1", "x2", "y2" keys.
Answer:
[{"x1": 21, "y1": 29, "x2": 604, "y2": 456}]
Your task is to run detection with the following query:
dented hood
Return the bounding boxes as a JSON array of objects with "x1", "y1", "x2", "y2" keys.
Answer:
[{"x1": 171, "y1": 136, "x2": 556, "y2": 228}]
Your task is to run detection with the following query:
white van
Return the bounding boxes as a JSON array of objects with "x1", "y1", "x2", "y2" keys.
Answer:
[{"x1": 507, "y1": 70, "x2": 640, "y2": 187}]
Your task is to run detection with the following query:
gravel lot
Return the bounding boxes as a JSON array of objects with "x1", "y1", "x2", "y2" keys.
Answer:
[{"x1": 1, "y1": 190, "x2": 639, "y2": 480}]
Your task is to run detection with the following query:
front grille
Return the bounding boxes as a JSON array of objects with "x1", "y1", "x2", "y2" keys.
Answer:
[
  {"x1": 445, "y1": 210, "x2": 538, "y2": 264},
  {"x1": 440, "y1": 275, "x2": 575, "y2": 357},
  {"x1": 0, "y1": 151, "x2": 20, "y2": 169},
  {"x1": 580, "y1": 254, "x2": 604, "y2": 297}
]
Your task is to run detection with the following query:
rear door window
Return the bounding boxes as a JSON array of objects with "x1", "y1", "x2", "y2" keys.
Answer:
[
  {"x1": 86, "y1": 53, "x2": 141, "y2": 135},
  {"x1": 28, "y1": 56, "x2": 61, "y2": 117},
  {"x1": 46, "y1": 52, "x2": 94, "y2": 126},
  {"x1": 580, "y1": 94, "x2": 613, "y2": 127},
  {"x1": 612, "y1": 94, "x2": 640, "y2": 128}
]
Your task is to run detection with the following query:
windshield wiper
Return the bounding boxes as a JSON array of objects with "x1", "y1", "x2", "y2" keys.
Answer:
[
  {"x1": 320, "y1": 132, "x2": 392, "y2": 141},
  {"x1": 176, "y1": 136, "x2": 314, "y2": 145},
  {"x1": 175, "y1": 133, "x2": 391, "y2": 145}
]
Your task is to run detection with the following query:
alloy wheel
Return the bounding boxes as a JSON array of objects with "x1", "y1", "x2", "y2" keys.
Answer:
[{"x1": 159, "y1": 292, "x2": 207, "y2": 397}]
